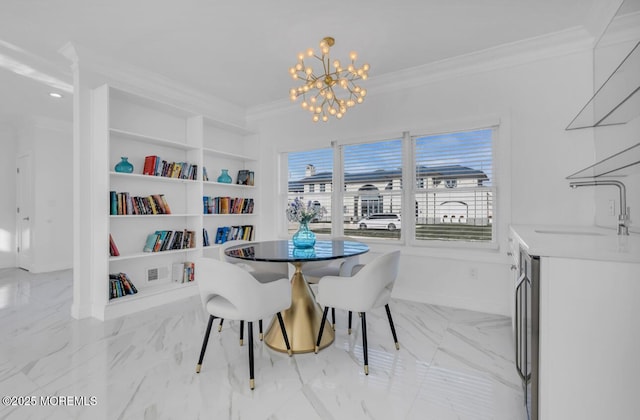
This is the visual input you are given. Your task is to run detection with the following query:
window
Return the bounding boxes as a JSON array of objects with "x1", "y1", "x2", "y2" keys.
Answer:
[
  {"x1": 283, "y1": 126, "x2": 496, "y2": 245},
  {"x1": 287, "y1": 148, "x2": 333, "y2": 235},
  {"x1": 342, "y1": 138, "x2": 403, "y2": 240},
  {"x1": 413, "y1": 128, "x2": 494, "y2": 242}
]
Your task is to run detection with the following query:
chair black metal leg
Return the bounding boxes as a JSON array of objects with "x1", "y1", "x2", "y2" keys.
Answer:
[
  {"x1": 331, "y1": 307, "x2": 336, "y2": 330},
  {"x1": 196, "y1": 315, "x2": 216, "y2": 373},
  {"x1": 315, "y1": 307, "x2": 329, "y2": 353},
  {"x1": 361, "y1": 312, "x2": 369, "y2": 375},
  {"x1": 259, "y1": 319, "x2": 264, "y2": 341},
  {"x1": 348, "y1": 311, "x2": 353, "y2": 334},
  {"x1": 239, "y1": 320, "x2": 244, "y2": 346},
  {"x1": 277, "y1": 312, "x2": 292, "y2": 356},
  {"x1": 218, "y1": 318, "x2": 224, "y2": 332},
  {"x1": 248, "y1": 321, "x2": 255, "y2": 390},
  {"x1": 385, "y1": 304, "x2": 400, "y2": 350}
]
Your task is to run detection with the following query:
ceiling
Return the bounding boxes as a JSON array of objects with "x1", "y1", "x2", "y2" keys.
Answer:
[{"x1": 0, "y1": 0, "x2": 612, "y2": 124}]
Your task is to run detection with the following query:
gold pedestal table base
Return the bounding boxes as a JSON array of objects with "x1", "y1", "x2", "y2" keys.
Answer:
[{"x1": 264, "y1": 263, "x2": 334, "y2": 353}]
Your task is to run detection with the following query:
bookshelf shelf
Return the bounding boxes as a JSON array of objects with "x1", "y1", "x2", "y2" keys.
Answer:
[
  {"x1": 203, "y1": 180, "x2": 255, "y2": 189},
  {"x1": 110, "y1": 172, "x2": 200, "y2": 184},
  {"x1": 104, "y1": 282, "x2": 199, "y2": 319},
  {"x1": 110, "y1": 128, "x2": 200, "y2": 150},
  {"x1": 86, "y1": 83, "x2": 258, "y2": 321},
  {"x1": 203, "y1": 213, "x2": 257, "y2": 217},
  {"x1": 110, "y1": 213, "x2": 200, "y2": 219},
  {"x1": 202, "y1": 147, "x2": 257, "y2": 161},
  {"x1": 109, "y1": 247, "x2": 201, "y2": 262}
]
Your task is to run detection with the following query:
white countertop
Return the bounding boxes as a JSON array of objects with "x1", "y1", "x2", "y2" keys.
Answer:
[{"x1": 510, "y1": 225, "x2": 640, "y2": 263}]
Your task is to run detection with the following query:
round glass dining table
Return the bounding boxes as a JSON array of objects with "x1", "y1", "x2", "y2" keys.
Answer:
[{"x1": 224, "y1": 239, "x2": 369, "y2": 353}]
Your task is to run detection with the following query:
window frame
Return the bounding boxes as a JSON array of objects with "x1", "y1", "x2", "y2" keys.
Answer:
[{"x1": 281, "y1": 122, "x2": 501, "y2": 250}]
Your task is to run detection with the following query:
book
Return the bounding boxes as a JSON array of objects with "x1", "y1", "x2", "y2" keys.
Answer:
[
  {"x1": 237, "y1": 169, "x2": 249, "y2": 185},
  {"x1": 248, "y1": 171, "x2": 255, "y2": 186},
  {"x1": 109, "y1": 234, "x2": 120, "y2": 256},
  {"x1": 143, "y1": 233, "x2": 160, "y2": 252},
  {"x1": 109, "y1": 272, "x2": 138, "y2": 299},
  {"x1": 143, "y1": 156, "x2": 158, "y2": 175},
  {"x1": 203, "y1": 228, "x2": 210, "y2": 246},
  {"x1": 203, "y1": 166, "x2": 209, "y2": 181},
  {"x1": 110, "y1": 191, "x2": 117, "y2": 215}
]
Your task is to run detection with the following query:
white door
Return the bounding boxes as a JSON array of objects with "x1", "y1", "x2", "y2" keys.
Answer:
[{"x1": 16, "y1": 154, "x2": 33, "y2": 270}]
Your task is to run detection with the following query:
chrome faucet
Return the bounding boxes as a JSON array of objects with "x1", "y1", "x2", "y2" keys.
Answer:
[{"x1": 569, "y1": 180, "x2": 630, "y2": 235}]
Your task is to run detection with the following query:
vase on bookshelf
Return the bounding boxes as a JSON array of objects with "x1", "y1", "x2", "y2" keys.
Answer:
[
  {"x1": 115, "y1": 156, "x2": 134, "y2": 173},
  {"x1": 292, "y1": 220, "x2": 316, "y2": 249},
  {"x1": 217, "y1": 169, "x2": 232, "y2": 183}
]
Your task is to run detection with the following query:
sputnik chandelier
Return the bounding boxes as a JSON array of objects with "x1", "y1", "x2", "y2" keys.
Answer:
[{"x1": 289, "y1": 37, "x2": 369, "y2": 122}]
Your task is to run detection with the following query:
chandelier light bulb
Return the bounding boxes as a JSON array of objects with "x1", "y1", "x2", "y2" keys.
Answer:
[{"x1": 290, "y1": 36, "x2": 369, "y2": 122}]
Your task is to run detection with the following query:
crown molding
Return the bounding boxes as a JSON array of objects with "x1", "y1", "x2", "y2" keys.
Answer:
[
  {"x1": 248, "y1": 26, "x2": 594, "y2": 120},
  {"x1": 59, "y1": 42, "x2": 248, "y2": 129}
]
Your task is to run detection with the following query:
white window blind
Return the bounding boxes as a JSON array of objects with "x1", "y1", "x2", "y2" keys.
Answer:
[
  {"x1": 287, "y1": 148, "x2": 333, "y2": 235},
  {"x1": 414, "y1": 128, "x2": 494, "y2": 242},
  {"x1": 342, "y1": 138, "x2": 403, "y2": 240}
]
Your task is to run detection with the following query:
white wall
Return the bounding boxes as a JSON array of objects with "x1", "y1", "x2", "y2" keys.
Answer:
[
  {"x1": 592, "y1": 38, "x2": 640, "y2": 233},
  {"x1": 0, "y1": 123, "x2": 18, "y2": 269},
  {"x1": 249, "y1": 41, "x2": 596, "y2": 316},
  {"x1": 16, "y1": 117, "x2": 73, "y2": 273}
]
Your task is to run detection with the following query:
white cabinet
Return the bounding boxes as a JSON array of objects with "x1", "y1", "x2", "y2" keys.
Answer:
[
  {"x1": 537, "y1": 257, "x2": 639, "y2": 420},
  {"x1": 88, "y1": 84, "x2": 256, "y2": 320},
  {"x1": 509, "y1": 226, "x2": 640, "y2": 420}
]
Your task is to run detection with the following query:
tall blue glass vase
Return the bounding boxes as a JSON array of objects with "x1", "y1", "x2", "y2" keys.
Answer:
[{"x1": 292, "y1": 220, "x2": 316, "y2": 249}]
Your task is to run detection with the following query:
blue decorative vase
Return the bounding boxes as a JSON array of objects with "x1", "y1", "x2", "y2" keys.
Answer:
[
  {"x1": 292, "y1": 220, "x2": 316, "y2": 249},
  {"x1": 217, "y1": 169, "x2": 232, "y2": 183},
  {"x1": 293, "y1": 247, "x2": 316, "y2": 259},
  {"x1": 114, "y1": 157, "x2": 134, "y2": 173}
]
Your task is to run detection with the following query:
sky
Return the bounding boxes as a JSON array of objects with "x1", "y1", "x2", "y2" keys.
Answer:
[{"x1": 287, "y1": 128, "x2": 493, "y2": 182}]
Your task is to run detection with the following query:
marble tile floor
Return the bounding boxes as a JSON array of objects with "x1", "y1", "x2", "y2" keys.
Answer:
[{"x1": 0, "y1": 268, "x2": 526, "y2": 420}]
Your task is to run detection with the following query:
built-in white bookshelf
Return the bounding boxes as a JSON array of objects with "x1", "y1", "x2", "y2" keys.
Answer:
[{"x1": 89, "y1": 84, "x2": 257, "y2": 320}]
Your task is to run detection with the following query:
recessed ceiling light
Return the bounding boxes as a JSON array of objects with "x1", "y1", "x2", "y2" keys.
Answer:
[{"x1": 49, "y1": 92, "x2": 63, "y2": 98}]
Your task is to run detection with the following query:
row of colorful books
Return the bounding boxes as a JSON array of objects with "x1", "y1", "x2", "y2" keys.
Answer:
[
  {"x1": 143, "y1": 155, "x2": 198, "y2": 180},
  {"x1": 110, "y1": 191, "x2": 172, "y2": 215},
  {"x1": 203, "y1": 196, "x2": 254, "y2": 214},
  {"x1": 214, "y1": 225, "x2": 254, "y2": 244},
  {"x1": 143, "y1": 229, "x2": 196, "y2": 252},
  {"x1": 172, "y1": 262, "x2": 195, "y2": 283},
  {"x1": 109, "y1": 272, "x2": 138, "y2": 299}
]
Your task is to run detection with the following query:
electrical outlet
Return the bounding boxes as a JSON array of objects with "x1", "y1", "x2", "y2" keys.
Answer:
[
  {"x1": 470, "y1": 268, "x2": 478, "y2": 279},
  {"x1": 608, "y1": 200, "x2": 616, "y2": 216}
]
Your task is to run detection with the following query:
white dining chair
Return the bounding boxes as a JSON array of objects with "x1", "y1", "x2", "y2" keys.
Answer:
[
  {"x1": 314, "y1": 251, "x2": 401, "y2": 375},
  {"x1": 303, "y1": 236, "x2": 360, "y2": 329},
  {"x1": 195, "y1": 257, "x2": 292, "y2": 390},
  {"x1": 218, "y1": 239, "x2": 290, "y2": 341}
]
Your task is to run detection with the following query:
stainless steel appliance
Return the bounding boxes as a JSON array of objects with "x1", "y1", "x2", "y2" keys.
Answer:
[{"x1": 515, "y1": 247, "x2": 539, "y2": 420}]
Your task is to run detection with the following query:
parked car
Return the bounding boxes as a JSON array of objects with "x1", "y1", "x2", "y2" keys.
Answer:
[{"x1": 357, "y1": 213, "x2": 402, "y2": 231}]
